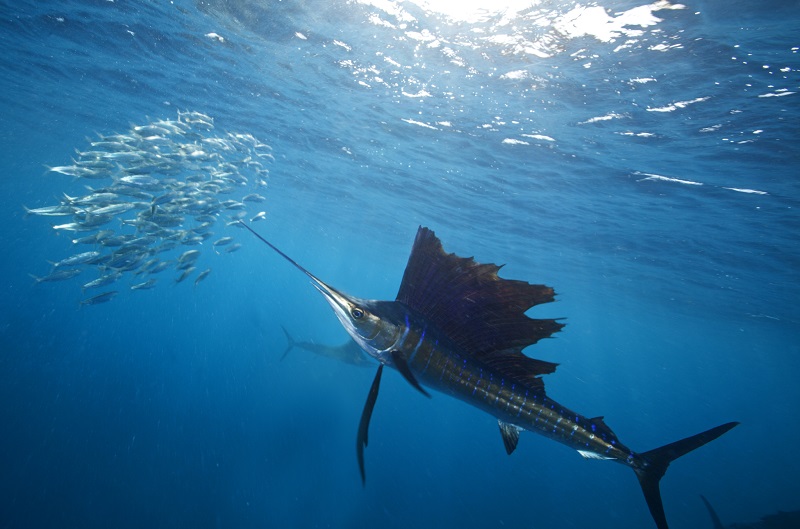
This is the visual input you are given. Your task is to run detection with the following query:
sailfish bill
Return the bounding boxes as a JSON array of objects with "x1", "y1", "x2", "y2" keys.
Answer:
[{"x1": 241, "y1": 222, "x2": 738, "y2": 529}]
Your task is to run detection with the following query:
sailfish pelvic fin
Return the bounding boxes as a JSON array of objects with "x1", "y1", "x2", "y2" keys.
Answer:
[{"x1": 357, "y1": 365, "x2": 383, "y2": 486}]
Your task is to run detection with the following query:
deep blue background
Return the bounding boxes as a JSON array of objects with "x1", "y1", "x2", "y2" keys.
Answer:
[{"x1": 1, "y1": 1, "x2": 798, "y2": 528}]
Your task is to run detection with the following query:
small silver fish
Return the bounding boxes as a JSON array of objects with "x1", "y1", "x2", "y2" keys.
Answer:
[
  {"x1": 30, "y1": 269, "x2": 82, "y2": 283},
  {"x1": 23, "y1": 204, "x2": 75, "y2": 216},
  {"x1": 51, "y1": 251, "x2": 102, "y2": 267},
  {"x1": 221, "y1": 200, "x2": 245, "y2": 210},
  {"x1": 194, "y1": 268, "x2": 211, "y2": 287},
  {"x1": 52, "y1": 222, "x2": 93, "y2": 232},
  {"x1": 45, "y1": 165, "x2": 103, "y2": 178},
  {"x1": 146, "y1": 261, "x2": 172, "y2": 274},
  {"x1": 178, "y1": 250, "x2": 200, "y2": 263},
  {"x1": 242, "y1": 193, "x2": 266, "y2": 203},
  {"x1": 88, "y1": 203, "x2": 136, "y2": 216},
  {"x1": 175, "y1": 267, "x2": 196, "y2": 284},
  {"x1": 212, "y1": 237, "x2": 234, "y2": 247},
  {"x1": 72, "y1": 230, "x2": 114, "y2": 245},
  {"x1": 82, "y1": 272, "x2": 121, "y2": 290},
  {"x1": 181, "y1": 236, "x2": 204, "y2": 246},
  {"x1": 130, "y1": 278, "x2": 157, "y2": 290},
  {"x1": 80, "y1": 291, "x2": 118, "y2": 306},
  {"x1": 64, "y1": 192, "x2": 119, "y2": 205}
]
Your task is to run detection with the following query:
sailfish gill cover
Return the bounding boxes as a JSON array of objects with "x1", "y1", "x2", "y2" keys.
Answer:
[{"x1": 0, "y1": 2, "x2": 798, "y2": 529}]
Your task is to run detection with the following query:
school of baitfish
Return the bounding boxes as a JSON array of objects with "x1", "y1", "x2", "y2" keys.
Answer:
[{"x1": 25, "y1": 111, "x2": 271, "y2": 305}]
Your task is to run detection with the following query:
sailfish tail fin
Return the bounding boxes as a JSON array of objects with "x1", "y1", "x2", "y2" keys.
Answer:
[
  {"x1": 633, "y1": 422, "x2": 738, "y2": 529},
  {"x1": 280, "y1": 326, "x2": 296, "y2": 361}
]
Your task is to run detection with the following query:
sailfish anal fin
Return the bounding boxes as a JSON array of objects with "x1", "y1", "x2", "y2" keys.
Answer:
[
  {"x1": 498, "y1": 420, "x2": 522, "y2": 455},
  {"x1": 395, "y1": 227, "x2": 563, "y2": 387}
]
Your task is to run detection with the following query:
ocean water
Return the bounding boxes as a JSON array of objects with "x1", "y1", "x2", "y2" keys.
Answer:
[{"x1": 1, "y1": 1, "x2": 798, "y2": 528}]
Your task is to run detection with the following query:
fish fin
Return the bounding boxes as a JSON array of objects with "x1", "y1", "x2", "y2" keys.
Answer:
[
  {"x1": 357, "y1": 365, "x2": 383, "y2": 486},
  {"x1": 498, "y1": 420, "x2": 522, "y2": 455},
  {"x1": 390, "y1": 350, "x2": 430, "y2": 398},
  {"x1": 395, "y1": 227, "x2": 562, "y2": 387},
  {"x1": 699, "y1": 495, "x2": 726, "y2": 529},
  {"x1": 28, "y1": 273, "x2": 42, "y2": 284},
  {"x1": 588, "y1": 416, "x2": 622, "y2": 445},
  {"x1": 279, "y1": 326, "x2": 295, "y2": 361},
  {"x1": 633, "y1": 422, "x2": 739, "y2": 529},
  {"x1": 577, "y1": 450, "x2": 613, "y2": 460}
]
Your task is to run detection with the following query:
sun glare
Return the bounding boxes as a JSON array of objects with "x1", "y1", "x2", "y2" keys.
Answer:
[{"x1": 407, "y1": 0, "x2": 536, "y2": 22}]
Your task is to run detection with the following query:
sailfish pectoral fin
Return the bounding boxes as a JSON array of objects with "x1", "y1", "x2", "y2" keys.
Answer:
[
  {"x1": 390, "y1": 350, "x2": 431, "y2": 398},
  {"x1": 357, "y1": 364, "x2": 383, "y2": 486}
]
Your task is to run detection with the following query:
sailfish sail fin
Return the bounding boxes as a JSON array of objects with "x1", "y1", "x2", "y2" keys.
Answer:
[{"x1": 395, "y1": 227, "x2": 563, "y2": 387}]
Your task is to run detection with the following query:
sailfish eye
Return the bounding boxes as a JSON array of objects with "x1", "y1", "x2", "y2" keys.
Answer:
[{"x1": 351, "y1": 307, "x2": 364, "y2": 319}]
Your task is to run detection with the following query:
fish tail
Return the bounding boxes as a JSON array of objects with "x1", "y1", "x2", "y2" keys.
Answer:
[
  {"x1": 28, "y1": 273, "x2": 42, "y2": 284},
  {"x1": 633, "y1": 422, "x2": 738, "y2": 529},
  {"x1": 699, "y1": 495, "x2": 726, "y2": 529},
  {"x1": 280, "y1": 326, "x2": 296, "y2": 361}
]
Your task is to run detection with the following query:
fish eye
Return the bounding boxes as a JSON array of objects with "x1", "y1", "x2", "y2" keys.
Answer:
[{"x1": 351, "y1": 307, "x2": 364, "y2": 319}]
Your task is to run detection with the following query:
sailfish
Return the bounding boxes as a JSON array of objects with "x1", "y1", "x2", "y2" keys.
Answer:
[
  {"x1": 242, "y1": 223, "x2": 738, "y2": 529},
  {"x1": 279, "y1": 326, "x2": 373, "y2": 366}
]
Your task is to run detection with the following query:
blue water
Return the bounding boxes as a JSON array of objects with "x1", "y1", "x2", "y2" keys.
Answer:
[{"x1": 1, "y1": 1, "x2": 798, "y2": 528}]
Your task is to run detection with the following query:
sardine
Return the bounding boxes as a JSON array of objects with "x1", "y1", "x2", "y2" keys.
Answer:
[
  {"x1": 82, "y1": 272, "x2": 121, "y2": 290},
  {"x1": 51, "y1": 251, "x2": 102, "y2": 267},
  {"x1": 23, "y1": 204, "x2": 75, "y2": 216},
  {"x1": 30, "y1": 268, "x2": 82, "y2": 283},
  {"x1": 79, "y1": 291, "x2": 118, "y2": 306},
  {"x1": 130, "y1": 278, "x2": 158, "y2": 290},
  {"x1": 194, "y1": 268, "x2": 211, "y2": 287},
  {"x1": 175, "y1": 267, "x2": 195, "y2": 283}
]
